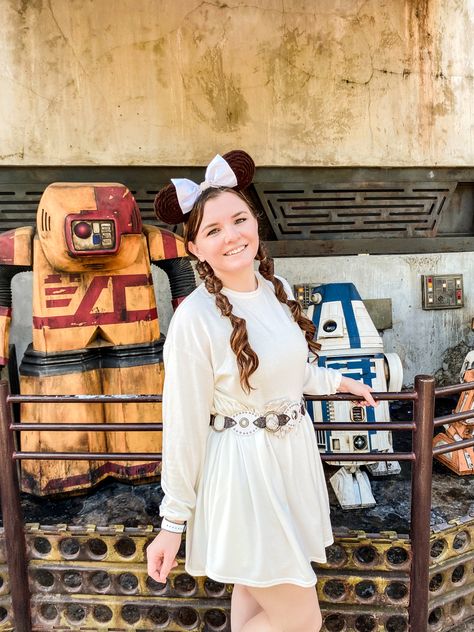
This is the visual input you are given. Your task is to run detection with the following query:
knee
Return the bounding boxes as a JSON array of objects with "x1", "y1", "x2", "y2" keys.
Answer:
[{"x1": 284, "y1": 603, "x2": 322, "y2": 632}]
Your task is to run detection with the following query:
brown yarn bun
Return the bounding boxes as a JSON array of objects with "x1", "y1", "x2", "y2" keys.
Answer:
[
  {"x1": 153, "y1": 183, "x2": 185, "y2": 225},
  {"x1": 222, "y1": 150, "x2": 255, "y2": 190},
  {"x1": 154, "y1": 149, "x2": 255, "y2": 226}
]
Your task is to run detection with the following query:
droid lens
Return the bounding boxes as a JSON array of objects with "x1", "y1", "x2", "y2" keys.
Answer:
[
  {"x1": 354, "y1": 435, "x2": 368, "y2": 450},
  {"x1": 323, "y1": 320, "x2": 337, "y2": 333},
  {"x1": 73, "y1": 221, "x2": 92, "y2": 239}
]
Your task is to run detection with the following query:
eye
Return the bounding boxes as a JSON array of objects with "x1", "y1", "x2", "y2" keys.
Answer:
[
  {"x1": 207, "y1": 227, "x2": 219, "y2": 236},
  {"x1": 235, "y1": 217, "x2": 247, "y2": 224}
]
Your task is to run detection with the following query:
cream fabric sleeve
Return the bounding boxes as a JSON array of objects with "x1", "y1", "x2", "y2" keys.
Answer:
[
  {"x1": 159, "y1": 317, "x2": 214, "y2": 522},
  {"x1": 303, "y1": 362, "x2": 342, "y2": 395}
]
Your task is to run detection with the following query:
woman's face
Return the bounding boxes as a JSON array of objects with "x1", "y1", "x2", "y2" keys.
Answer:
[{"x1": 188, "y1": 190, "x2": 259, "y2": 281}]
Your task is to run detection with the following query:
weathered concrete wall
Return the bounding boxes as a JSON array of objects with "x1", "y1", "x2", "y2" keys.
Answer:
[
  {"x1": 275, "y1": 254, "x2": 474, "y2": 386},
  {"x1": 1, "y1": 0, "x2": 473, "y2": 166},
  {"x1": 9, "y1": 252, "x2": 474, "y2": 387}
]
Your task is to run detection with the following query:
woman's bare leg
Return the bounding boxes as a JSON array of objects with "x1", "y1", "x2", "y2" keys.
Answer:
[
  {"x1": 240, "y1": 583, "x2": 322, "y2": 632},
  {"x1": 230, "y1": 583, "x2": 263, "y2": 631}
]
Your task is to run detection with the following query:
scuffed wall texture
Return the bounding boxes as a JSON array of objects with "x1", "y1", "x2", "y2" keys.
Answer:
[{"x1": 1, "y1": 0, "x2": 473, "y2": 166}]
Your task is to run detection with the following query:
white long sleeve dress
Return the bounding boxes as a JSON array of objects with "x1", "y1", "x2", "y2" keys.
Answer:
[{"x1": 159, "y1": 271, "x2": 342, "y2": 587}]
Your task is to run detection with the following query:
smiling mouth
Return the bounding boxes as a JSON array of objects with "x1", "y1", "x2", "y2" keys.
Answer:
[{"x1": 224, "y1": 244, "x2": 247, "y2": 256}]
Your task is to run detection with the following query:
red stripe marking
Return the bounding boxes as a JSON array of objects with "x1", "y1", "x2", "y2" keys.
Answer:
[
  {"x1": 0, "y1": 306, "x2": 12, "y2": 317},
  {"x1": 94, "y1": 186, "x2": 127, "y2": 211},
  {"x1": 94, "y1": 186, "x2": 142, "y2": 234},
  {"x1": 45, "y1": 275, "x2": 62, "y2": 284},
  {"x1": 33, "y1": 307, "x2": 157, "y2": 329},
  {"x1": 45, "y1": 286, "x2": 78, "y2": 296},
  {"x1": 161, "y1": 231, "x2": 178, "y2": 259},
  {"x1": 0, "y1": 230, "x2": 15, "y2": 264},
  {"x1": 36, "y1": 461, "x2": 161, "y2": 493},
  {"x1": 46, "y1": 299, "x2": 71, "y2": 308},
  {"x1": 34, "y1": 274, "x2": 157, "y2": 329}
]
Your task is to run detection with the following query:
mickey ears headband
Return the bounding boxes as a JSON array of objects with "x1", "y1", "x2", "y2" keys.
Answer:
[{"x1": 154, "y1": 150, "x2": 255, "y2": 225}]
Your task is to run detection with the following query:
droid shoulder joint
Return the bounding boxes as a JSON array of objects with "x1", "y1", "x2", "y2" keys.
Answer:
[
  {"x1": 143, "y1": 224, "x2": 186, "y2": 261},
  {"x1": 0, "y1": 226, "x2": 34, "y2": 266}
]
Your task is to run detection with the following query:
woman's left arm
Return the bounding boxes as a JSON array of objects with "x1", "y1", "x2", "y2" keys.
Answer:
[{"x1": 303, "y1": 364, "x2": 378, "y2": 407}]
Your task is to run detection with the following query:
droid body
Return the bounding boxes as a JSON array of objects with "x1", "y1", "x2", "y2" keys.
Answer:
[
  {"x1": 0, "y1": 183, "x2": 195, "y2": 495},
  {"x1": 433, "y1": 351, "x2": 474, "y2": 475},
  {"x1": 306, "y1": 283, "x2": 403, "y2": 509}
]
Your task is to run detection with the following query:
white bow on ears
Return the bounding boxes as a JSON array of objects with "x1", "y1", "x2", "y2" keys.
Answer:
[{"x1": 171, "y1": 154, "x2": 238, "y2": 215}]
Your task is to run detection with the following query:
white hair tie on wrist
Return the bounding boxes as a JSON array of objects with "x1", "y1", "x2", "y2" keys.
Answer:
[
  {"x1": 171, "y1": 154, "x2": 238, "y2": 215},
  {"x1": 161, "y1": 517, "x2": 186, "y2": 533}
]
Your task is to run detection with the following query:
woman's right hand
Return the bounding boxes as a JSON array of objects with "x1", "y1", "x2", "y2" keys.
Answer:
[{"x1": 146, "y1": 530, "x2": 182, "y2": 583}]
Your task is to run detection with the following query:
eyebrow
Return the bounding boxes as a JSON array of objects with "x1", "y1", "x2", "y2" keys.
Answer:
[{"x1": 201, "y1": 210, "x2": 248, "y2": 232}]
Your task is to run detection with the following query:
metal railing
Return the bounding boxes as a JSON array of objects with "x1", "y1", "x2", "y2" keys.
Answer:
[{"x1": 0, "y1": 375, "x2": 473, "y2": 632}]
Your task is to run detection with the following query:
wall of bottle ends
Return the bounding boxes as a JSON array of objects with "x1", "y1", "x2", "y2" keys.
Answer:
[{"x1": 0, "y1": 517, "x2": 471, "y2": 631}]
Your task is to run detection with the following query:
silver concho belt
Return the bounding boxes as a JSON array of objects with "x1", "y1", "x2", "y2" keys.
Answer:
[{"x1": 210, "y1": 399, "x2": 306, "y2": 438}]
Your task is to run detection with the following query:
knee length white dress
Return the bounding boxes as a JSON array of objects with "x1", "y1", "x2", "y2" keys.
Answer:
[{"x1": 159, "y1": 272, "x2": 342, "y2": 587}]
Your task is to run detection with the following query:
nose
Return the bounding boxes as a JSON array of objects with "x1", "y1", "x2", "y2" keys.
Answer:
[{"x1": 223, "y1": 223, "x2": 239, "y2": 242}]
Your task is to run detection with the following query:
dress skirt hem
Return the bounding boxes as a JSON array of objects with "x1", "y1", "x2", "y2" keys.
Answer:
[{"x1": 184, "y1": 537, "x2": 334, "y2": 588}]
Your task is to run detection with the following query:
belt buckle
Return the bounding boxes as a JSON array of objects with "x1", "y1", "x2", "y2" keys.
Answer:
[
  {"x1": 264, "y1": 412, "x2": 281, "y2": 432},
  {"x1": 232, "y1": 412, "x2": 259, "y2": 436}
]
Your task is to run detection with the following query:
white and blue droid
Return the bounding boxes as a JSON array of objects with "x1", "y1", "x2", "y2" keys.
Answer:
[{"x1": 305, "y1": 282, "x2": 403, "y2": 510}]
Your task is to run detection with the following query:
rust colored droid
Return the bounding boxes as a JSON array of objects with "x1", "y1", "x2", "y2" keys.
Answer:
[
  {"x1": 433, "y1": 351, "x2": 474, "y2": 475},
  {"x1": 0, "y1": 182, "x2": 195, "y2": 495}
]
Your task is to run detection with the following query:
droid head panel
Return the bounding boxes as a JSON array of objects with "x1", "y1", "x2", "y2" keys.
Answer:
[
  {"x1": 37, "y1": 183, "x2": 143, "y2": 272},
  {"x1": 310, "y1": 283, "x2": 382, "y2": 353}
]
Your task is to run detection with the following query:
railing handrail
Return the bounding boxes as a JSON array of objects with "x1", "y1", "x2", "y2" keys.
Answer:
[
  {"x1": 434, "y1": 408, "x2": 473, "y2": 427},
  {"x1": 7, "y1": 390, "x2": 417, "y2": 403},
  {"x1": 7, "y1": 389, "x2": 418, "y2": 465},
  {"x1": 434, "y1": 378, "x2": 474, "y2": 397},
  {"x1": 9, "y1": 421, "x2": 415, "y2": 431}
]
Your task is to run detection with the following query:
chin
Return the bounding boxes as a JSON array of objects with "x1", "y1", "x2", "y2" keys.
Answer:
[{"x1": 229, "y1": 254, "x2": 255, "y2": 268}]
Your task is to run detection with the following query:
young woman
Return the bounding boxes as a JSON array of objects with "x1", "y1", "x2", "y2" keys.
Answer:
[{"x1": 146, "y1": 151, "x2": 376, "y2": 632}]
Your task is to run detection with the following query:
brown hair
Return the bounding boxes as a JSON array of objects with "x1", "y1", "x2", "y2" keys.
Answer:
[{"x1": 185, "y1": 187, "x2": 320, "y2": 394}]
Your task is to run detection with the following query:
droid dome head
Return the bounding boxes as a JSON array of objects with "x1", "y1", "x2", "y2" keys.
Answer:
[
  {"x1": 36, "y1": 183, "x2": 143, "y2": 272},
  {"x1": 310, "y1": 283, "x2": 383, "y2": 353}
]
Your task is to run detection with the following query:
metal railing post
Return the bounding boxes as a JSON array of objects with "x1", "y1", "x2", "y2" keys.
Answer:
[
  {"x1": 409, "y1": 374, "x2": 435, "y2": 632},
  {"x1": 0, "y1": 380, "x2": 31, "y2": 632}
]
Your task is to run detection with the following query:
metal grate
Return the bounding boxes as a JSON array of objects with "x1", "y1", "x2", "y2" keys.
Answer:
[
  {"x1": 254, "y1": 182, "x2": 457, "y2": 239},
  {"x1": 0, "y1": 187, "x2": 43, "y2": 231}
]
